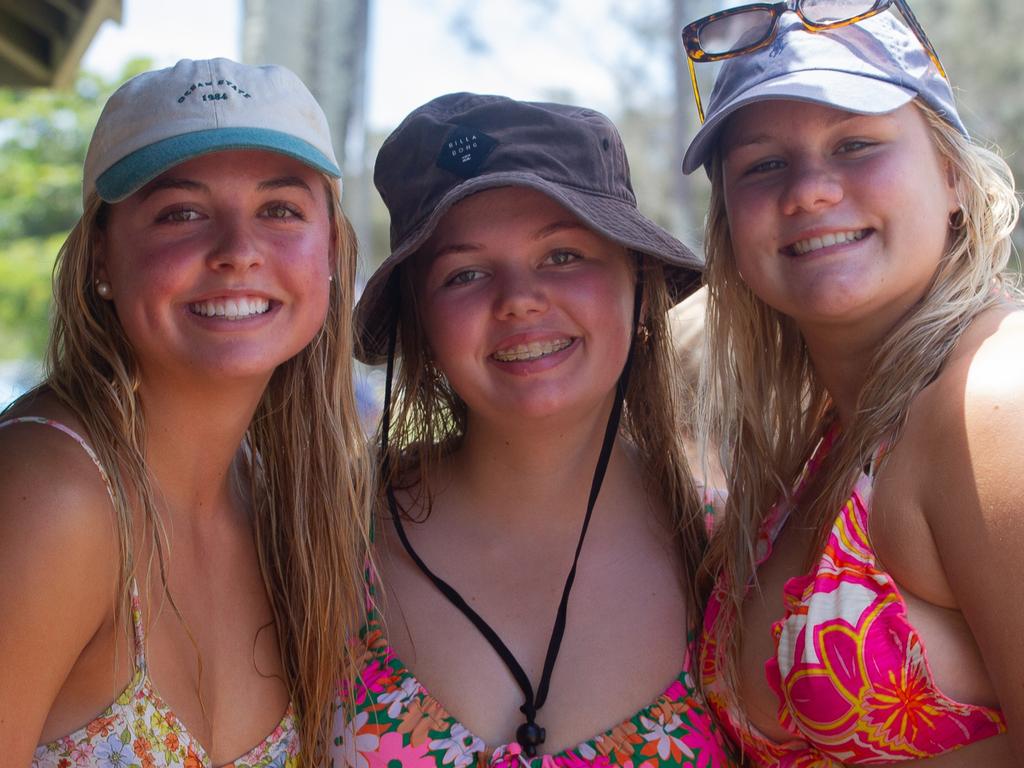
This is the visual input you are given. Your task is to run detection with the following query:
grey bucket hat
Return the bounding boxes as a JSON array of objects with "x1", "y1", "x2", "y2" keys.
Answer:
[
  {"x1": 682, "y1": 12, "x2": 966, "y2": 175},
  {"x1": 355, "y1": 92, "x2": 703, "y2": 364}
]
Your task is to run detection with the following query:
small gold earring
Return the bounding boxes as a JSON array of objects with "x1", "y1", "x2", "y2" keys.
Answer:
[
  {"x1": 637, "y1": 323, "x2": 652, "y2": 344},
  {"x1": 95, "y1": 280, "x2": 113, "y2": 299}
]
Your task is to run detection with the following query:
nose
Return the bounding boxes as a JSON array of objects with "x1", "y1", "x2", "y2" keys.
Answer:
[
  {"x1": 493, "y1": 267, "x2": 549, "y2": 320},
  {"x1": 780, "y1": 158, "x2": 843, "y2": 216},
  {"x1": 206, "y1": 214, "x2": 264, "y2": 272}
]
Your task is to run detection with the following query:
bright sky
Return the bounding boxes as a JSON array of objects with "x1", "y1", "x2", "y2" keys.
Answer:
[{"x1": 81, "y1": 0, "x2": 666, "y2": 132}]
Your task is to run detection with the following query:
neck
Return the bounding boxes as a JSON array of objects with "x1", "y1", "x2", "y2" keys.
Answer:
[
  {"x1": 796, "y1": 276, "x2": 937, "y2": 427},
  {"x1": 137, "y1": 372, "x2": 268, "y2": 525},
  {"x1": 445, "y1": 394, "x2": 624, "y2": 529},
  {"x1": 800, "y1": 303, "x2": 920, "y2": 427}
]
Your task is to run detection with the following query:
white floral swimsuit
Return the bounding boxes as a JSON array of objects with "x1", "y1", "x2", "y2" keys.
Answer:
[{"x1": 3, "y1": 418, "x2": 299, "y2": 768}]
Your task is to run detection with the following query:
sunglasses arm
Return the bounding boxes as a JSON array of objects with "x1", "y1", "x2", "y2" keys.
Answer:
[{"x1": 687, "y1": 56, "x2": 706, "y2": 124}]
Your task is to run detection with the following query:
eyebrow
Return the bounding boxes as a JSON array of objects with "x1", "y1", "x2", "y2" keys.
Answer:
[
  {"x1": 258, "y1": 176, "x2": 314, "y2": 193},
  {"x1": 137, "y1": 177, "x2": 205, "y2": 201},
  {"x1": 533, "y1": 220, "x2": 587, "y2": 239},
  {"x1": 137, "y1": 174, "x2": 313, "y2": 202},
  {"x1": 431, "y1": 242, "x2": 482, "y2": 261},
  {"x1": 726, "y1": 111, "x2": 869, "y2": 151},
  {"x1": 429, "y1": 220, "x2": 588, "y2": 261}
]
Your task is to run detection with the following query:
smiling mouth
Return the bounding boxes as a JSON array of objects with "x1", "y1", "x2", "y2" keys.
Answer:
[
  {"x1": 492, "y1": 338, "x2": 573, "y2": 363},
  {"x1": 188, "y1": 297, "x2": 271, "y2": 320},
  {"x1": 790, "y1": 229, "x2": 869, "y2": 256}
]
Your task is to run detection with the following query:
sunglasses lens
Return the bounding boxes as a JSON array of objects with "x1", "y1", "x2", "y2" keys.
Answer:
[
  {"x1": 799, "y1": 0, "x2": 880, "y2": 24},
  {"x1": 699, "y1": 8, "x2": 776, "y2": 56}
]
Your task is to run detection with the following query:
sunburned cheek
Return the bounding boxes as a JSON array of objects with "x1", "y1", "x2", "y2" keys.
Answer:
[{"x1": 275, "y1": 237, "x2": 332, "y2": 279}]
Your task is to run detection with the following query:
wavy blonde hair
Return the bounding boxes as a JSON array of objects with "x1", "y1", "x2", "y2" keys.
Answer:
[
  {"x1": 375, "y1": 251, "x2": 709, "y2": 635},
  {"x1": 10, "y1": 178, "x2": 372, "y2": 766},
  {"x1": 697, "y1": 101, "x2": 1021, "y2": 725}
]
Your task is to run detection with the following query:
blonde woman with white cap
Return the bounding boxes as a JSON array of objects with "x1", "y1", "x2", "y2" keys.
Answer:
[
  {"x1": 0, "y1": 59, "x2": 370, "y2": 766},
  {"x1": 682, "y1": 1, "x2": 1022, "y2": 764}
]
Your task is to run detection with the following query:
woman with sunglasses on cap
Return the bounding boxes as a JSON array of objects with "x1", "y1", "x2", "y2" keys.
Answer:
[
  {"x1": 0, "y1": 59, "x2": 370, "y2": 766},
  {"x1": 681, "y1": 2, "x2": 1022, "y2": 765},
  {"x1": 334, "y1": 93, "x2": 733, "y2": 767}
]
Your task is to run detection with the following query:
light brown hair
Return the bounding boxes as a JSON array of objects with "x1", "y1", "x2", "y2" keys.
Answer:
[{"x1": 11, "y1": 177, "x2": 371, "y2": 766}]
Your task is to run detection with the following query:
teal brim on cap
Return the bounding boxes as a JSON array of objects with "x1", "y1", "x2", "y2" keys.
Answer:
[{"x1": 95, "y1": 127, "x2": 342, "y2": 202}]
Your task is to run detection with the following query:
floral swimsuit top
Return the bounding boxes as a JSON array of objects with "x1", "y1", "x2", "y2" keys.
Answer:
[
  {"x1": 330, "y1": 567, "x2": 734, "y2": 768},
  {"x1": 699, "y1": 428, "x2": 1006, "y2": 766},
  {"x1": 2, "y1": 418, "x2": 299, "y2": 768}
]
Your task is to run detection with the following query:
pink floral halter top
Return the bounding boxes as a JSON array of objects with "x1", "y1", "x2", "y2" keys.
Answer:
[
  {"x1": 330, "y1": 566, "x2": 735, "y2": 768},
  {"x1": 699, "y1": 427, "x2": 1005, "y2": 766}
]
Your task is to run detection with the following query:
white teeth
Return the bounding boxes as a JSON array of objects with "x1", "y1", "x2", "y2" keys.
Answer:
[
  {"x1": 189, "y1": 297, "x2": 271, "y2": 319},
  {"x1": 493, "y1": 338, "x2": 572, "y2": 362},
  {"x1": 792, "y1": 229, "x2": 868, "y2": 255}
]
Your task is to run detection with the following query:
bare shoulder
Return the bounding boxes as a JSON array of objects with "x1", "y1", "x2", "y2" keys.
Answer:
[
  {"x1": 906, "y1": 306, "x2": 1024, "y2": 476},
  {"x1": 0, "y1": 390, "x2": 120, "y2": 606},
  {"x1": 2, "y1": 392, "x2": 116, "y2": 523},
  {"x1": 903, "y1": 306, "x2": 1024, "y2": 753},
  {"x1": 0, "y1": 394, "x2": 123, "y2": 756}
]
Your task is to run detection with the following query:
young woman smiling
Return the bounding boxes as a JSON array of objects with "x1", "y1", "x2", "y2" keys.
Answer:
[
  {"x1": 681, "y1": 4, "x2": 1023, "y2": 765},
  {"x1": 0, "y1": 59, "x2": 371, "y2": 767},
  {"x1": 334, "y1": 93, "x2": 734, "y2": 768}
]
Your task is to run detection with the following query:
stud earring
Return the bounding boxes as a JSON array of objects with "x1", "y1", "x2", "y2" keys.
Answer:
[
  {"x1": 95, "y1": 280, "x2": 113, "y2": 299},
  {"x1": 636, "y1": 323, "x2": 652, "y2": 344}
]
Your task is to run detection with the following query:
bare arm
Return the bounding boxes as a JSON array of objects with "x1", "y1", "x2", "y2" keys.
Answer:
[
  {"x1": 922, "y1": 312, "x2": 1024, "y2": 760},
  {"x1": 0, "y1": 421, "x2": 119, "y2": 763}
]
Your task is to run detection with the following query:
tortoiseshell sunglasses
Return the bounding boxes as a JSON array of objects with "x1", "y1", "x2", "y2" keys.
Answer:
[{"x1": 681, "y1": 0, "x2": 947, "y2": 122}]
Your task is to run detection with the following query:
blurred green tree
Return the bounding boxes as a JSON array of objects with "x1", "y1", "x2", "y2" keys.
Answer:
[{"x1": 0, "y1": 59, "x2": 152, "y2": 361}]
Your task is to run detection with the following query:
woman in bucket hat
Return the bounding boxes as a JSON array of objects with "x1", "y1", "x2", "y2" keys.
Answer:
[
  {"x1": 682, "y1": 3, "x2": 1022, "y2": 764},
  {"x1": 1, "y1": 59, "x2": 371, "y2": 766},
  {"x1": 335, "y1": 93, "x2": 734, "y2": 767}
]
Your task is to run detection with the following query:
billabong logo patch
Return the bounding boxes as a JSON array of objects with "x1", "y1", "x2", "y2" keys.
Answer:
[{"x1": 436, "y1": 126, "x2": 497, "y2": 178}]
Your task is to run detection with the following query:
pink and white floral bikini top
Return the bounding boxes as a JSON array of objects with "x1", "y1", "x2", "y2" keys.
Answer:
[
  {"x1": 329, "y1": 565, "x2": 735, "y2": 768},
  {"x1": 699, "y1": 427, "x2": 1006, "y2": 766},
  {"x1": 2, "y1": 418, "x2": 299, "y2": 768}
]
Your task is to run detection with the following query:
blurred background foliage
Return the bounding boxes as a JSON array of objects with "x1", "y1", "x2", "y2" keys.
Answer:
[
  {"x1": 0, "y1": 59, "x2": 151, "y2": 362},
  {"x1": 1, "y1": 1, "x2": 1021, "y2": 374}
]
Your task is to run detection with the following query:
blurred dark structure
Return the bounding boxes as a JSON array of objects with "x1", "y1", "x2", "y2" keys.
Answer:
[{"x1": 0, "y1": 0, "x2": 120, "y2": 87}]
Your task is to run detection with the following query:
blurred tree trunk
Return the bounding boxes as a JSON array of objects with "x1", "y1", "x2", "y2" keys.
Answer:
[{"x1": 242, "y1": 0, "x2": 373, "y2": 273}]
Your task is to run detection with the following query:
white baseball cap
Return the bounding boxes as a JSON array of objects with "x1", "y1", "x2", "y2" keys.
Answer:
[
  {"x1": 682, "y1": 13, "x2": 966, "y2": 175},
  {"x1": 83, "y1": 58, "x2": 341, "y2": 204}
]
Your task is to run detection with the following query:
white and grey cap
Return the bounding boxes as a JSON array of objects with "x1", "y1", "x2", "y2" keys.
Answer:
[
  {"x1": 682, "y1": 13, "x2": 966, "y2": 175},
  {"x1": 82, "y1": 58, "x2": 341, "y2": 204}
]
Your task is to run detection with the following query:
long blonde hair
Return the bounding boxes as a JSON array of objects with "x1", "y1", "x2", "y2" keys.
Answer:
[
  {"x1": 12, "y1": 177, "x2": 372, "y2": 766},
  {"x1": 698, "y1": 101, "x2": 1021, "y2": 716},
  {"x1": 377, "y1": 252, "x2": 709, "y2": 634}
]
